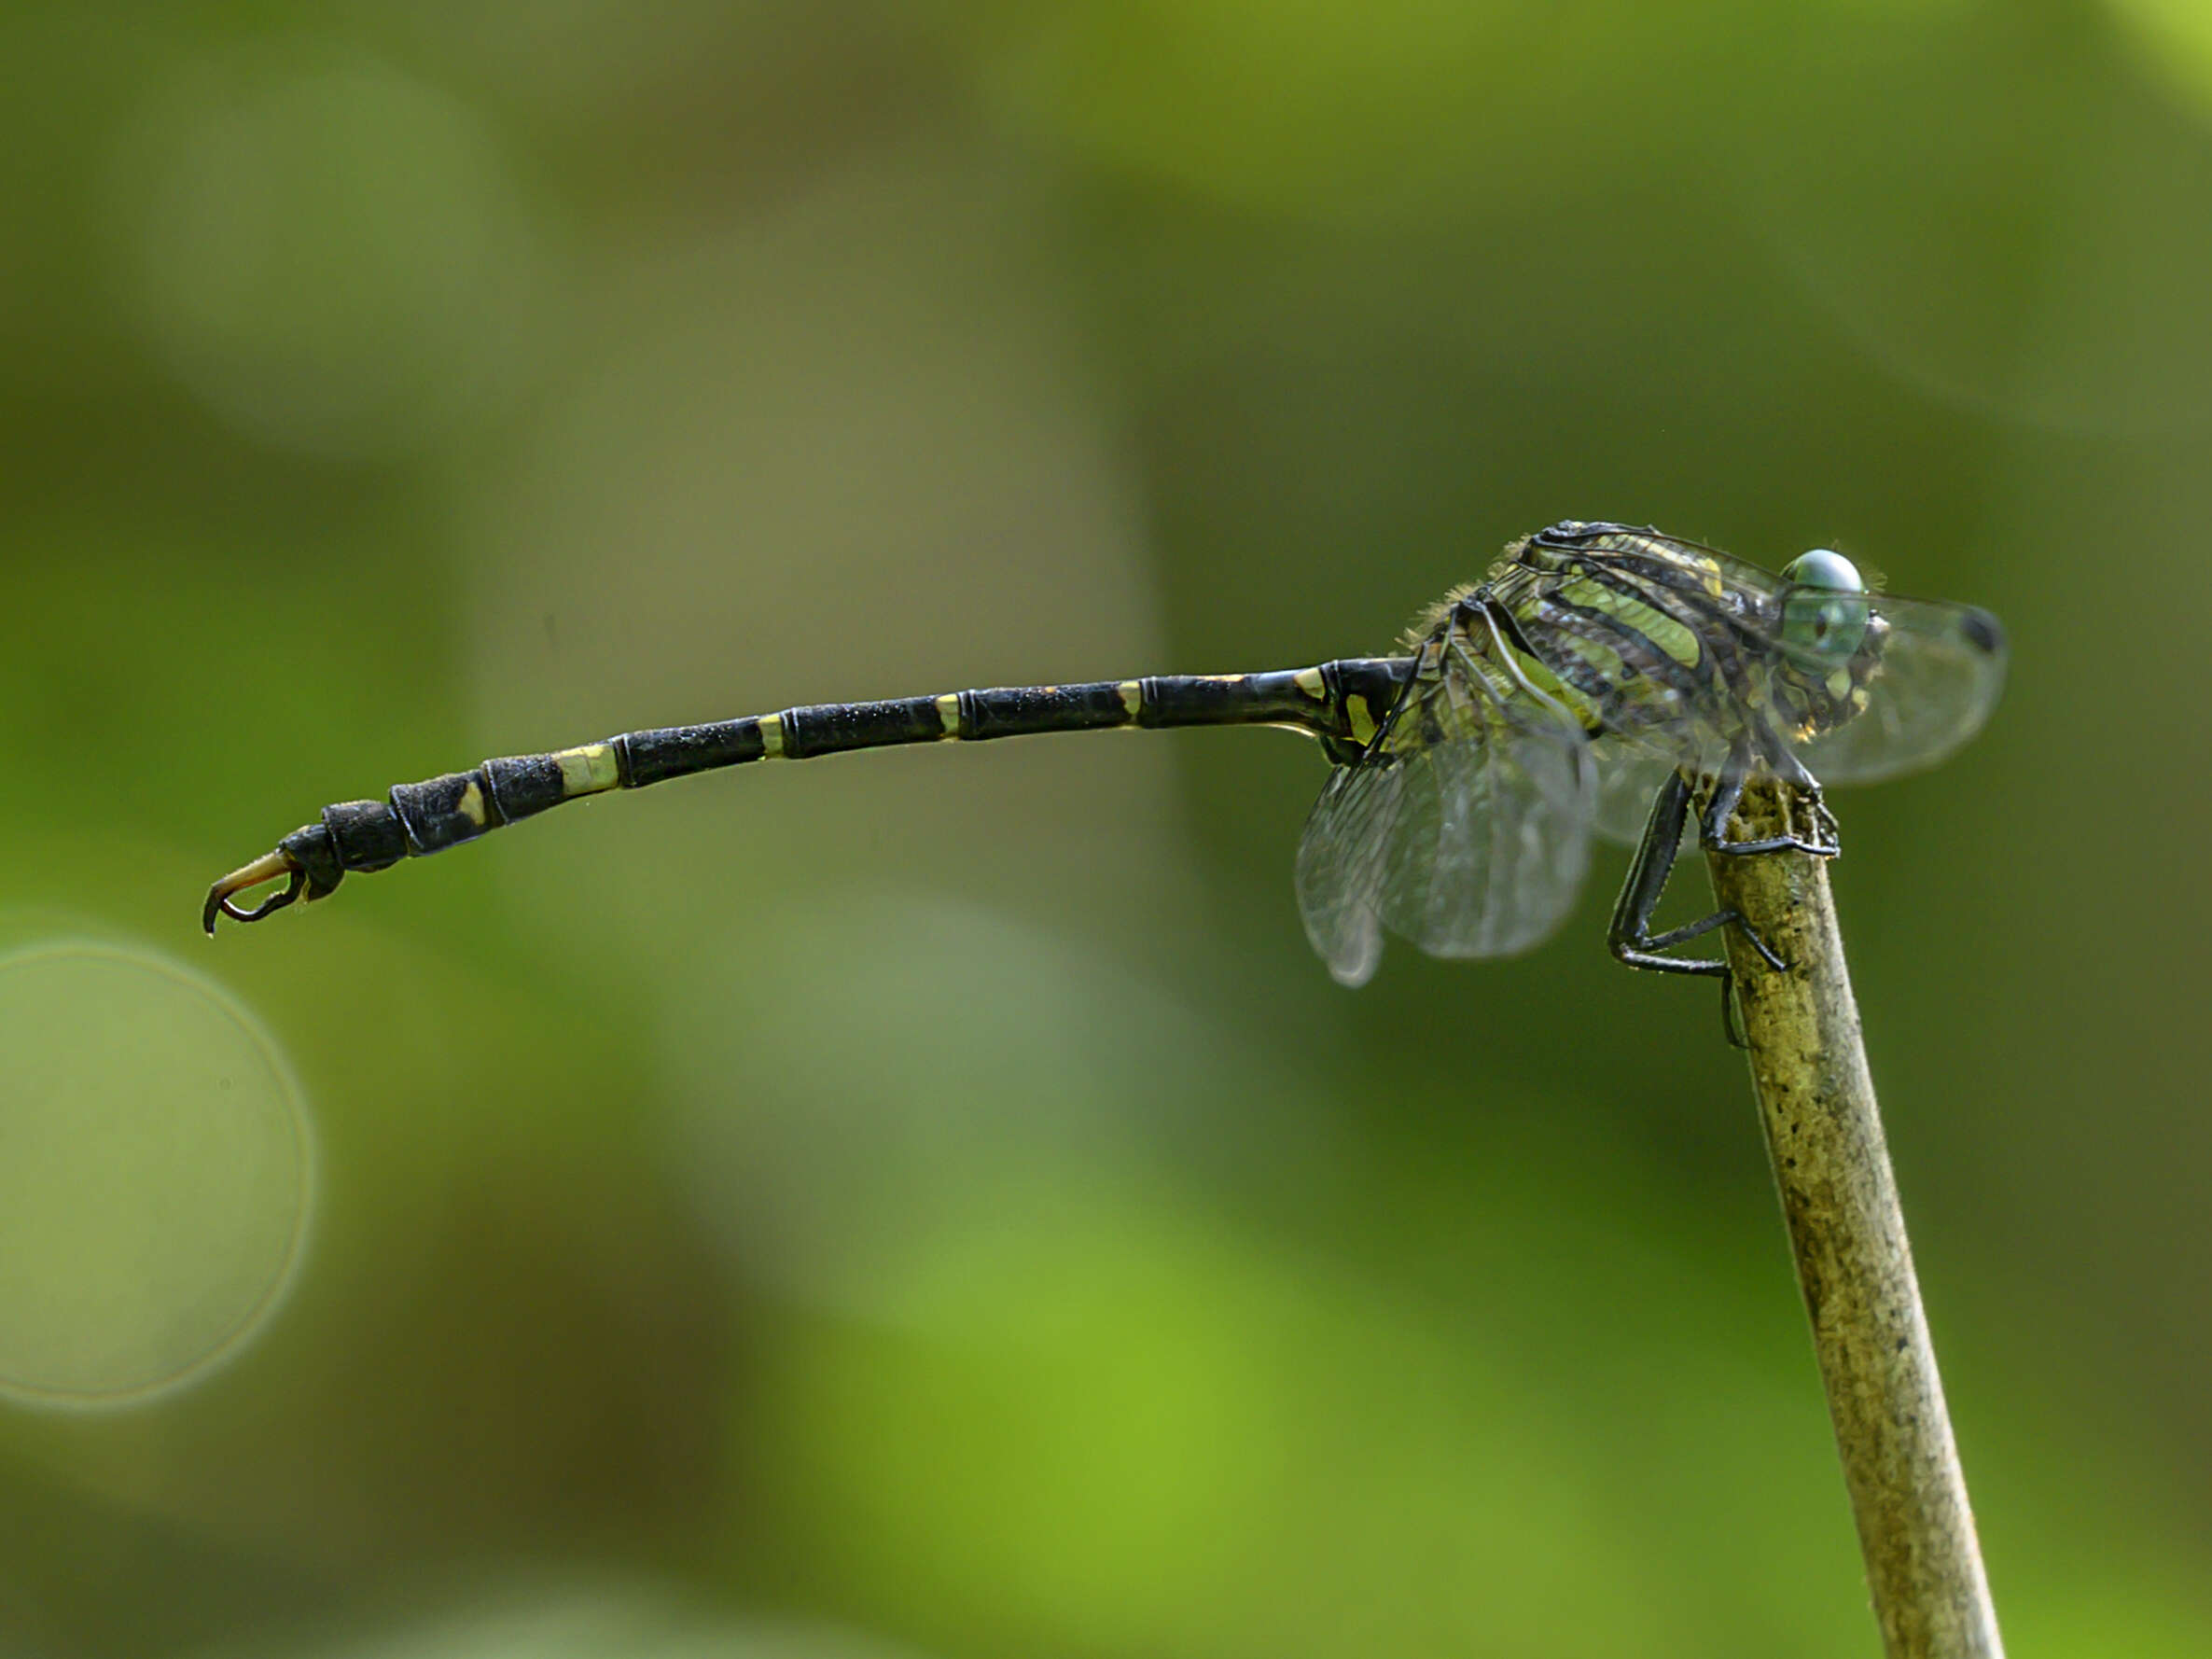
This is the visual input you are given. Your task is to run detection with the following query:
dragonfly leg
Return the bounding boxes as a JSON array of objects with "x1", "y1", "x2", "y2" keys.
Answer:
[
  {"x1": 1702, "y1": 747, "x2": 1841, "y2": 857},
  {"x1": 1722, "y1": 975, "x2": 1749, "y2": 1050},
  {"x1": 1609, "y1": 771, "x2": 1788, "y2": 978},
  {"x1": 1770, "y1": 748, "x2": 1843, "y2": 853}
]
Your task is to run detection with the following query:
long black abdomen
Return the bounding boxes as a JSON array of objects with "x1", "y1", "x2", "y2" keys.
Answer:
[{"x1": 208, "y1": 657, "x2": 1416, "y2": 928}]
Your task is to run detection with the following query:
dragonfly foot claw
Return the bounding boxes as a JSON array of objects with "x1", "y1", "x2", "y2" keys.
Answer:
[
  {"x1": 1721, "y1": 975, "x2": 1749, "y2": 1049},
  {"x1": 1732, "y1": 913, "x2": 1790, "y2": 973}
]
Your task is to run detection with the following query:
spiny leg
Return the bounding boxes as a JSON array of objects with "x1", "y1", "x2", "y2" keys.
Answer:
[
  {"x1": 1702, "y1": 744, "x2": 1840, "y2": 857},
  {"x1": 1720, "y1": 974, "x2": 1749, "y2": 1051},
  {"x1": 1608, "y1": 769, "x2": 1788, "y2": 978}
]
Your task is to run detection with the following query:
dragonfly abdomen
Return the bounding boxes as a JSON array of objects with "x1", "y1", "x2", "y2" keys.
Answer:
[{"x1": 202, "y1": 658, "x2": 1416, "y2": 929}]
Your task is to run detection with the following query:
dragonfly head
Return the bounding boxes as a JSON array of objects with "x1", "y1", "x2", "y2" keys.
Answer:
[{"x1": 1772, "y1": 549, "x2": 1886, "y2": 736}]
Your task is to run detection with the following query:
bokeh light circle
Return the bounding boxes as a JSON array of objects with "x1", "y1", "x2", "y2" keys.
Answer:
[{"x1": 0, "y1": 942, "x2": 313, "y2": 1407}]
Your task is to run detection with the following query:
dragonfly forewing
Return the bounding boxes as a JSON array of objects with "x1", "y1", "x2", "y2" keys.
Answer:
[{"x1": 1788, "y1": 595, "x2": 2007, "y2": 785}]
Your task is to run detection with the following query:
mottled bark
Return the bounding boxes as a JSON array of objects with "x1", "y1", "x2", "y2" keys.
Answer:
[{"x1": 1705, "y1": 778, "x2": 2002, "y2": 1659}]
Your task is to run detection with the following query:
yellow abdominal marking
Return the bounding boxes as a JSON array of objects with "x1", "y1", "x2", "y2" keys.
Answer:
[
  {"x1": 1119, "y1": 681, "x2": 1143, "y2": 718},
  {"x1": 936, "y1": 693, "x2": 962, "y2": 736},
  {"x1": 757, "y1": 714, "x2": 786, "y2": 758},
  {"x1": 554, "y1": 743, "x2": 621, "y2": 798},
  {"x1": 1293, "y1": 667, "x2": 1326, "y2": 698},
  {"x1": 1347, "y1": 697, "x2": 1383, "y2": 746},
  {"x1": 455, "y1": 780, "x2": 487, "y2": 827}
]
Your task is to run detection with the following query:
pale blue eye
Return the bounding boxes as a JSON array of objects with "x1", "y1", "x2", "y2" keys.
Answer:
[
  {"x1": 1779, "y1": 549, "x2": 1869, "y2": 662},
  {"x1": 1782, "y1": 548, "x2": 1864, "y2": 593}
]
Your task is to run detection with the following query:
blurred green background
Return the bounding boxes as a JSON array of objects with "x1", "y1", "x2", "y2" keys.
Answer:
[{"x1": 3, "y1": 2, "x2": 2209, "y2": 1654}]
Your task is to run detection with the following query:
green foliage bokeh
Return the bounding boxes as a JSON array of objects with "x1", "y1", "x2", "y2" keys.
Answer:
[{"x1": 2, "y1": 3, "x2": 2209, "y2": 1654}]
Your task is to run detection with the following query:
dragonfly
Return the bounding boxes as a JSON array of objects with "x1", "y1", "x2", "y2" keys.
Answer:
[{"x1": 203, "y1": 522, "x2": 2005, "y2": 993}]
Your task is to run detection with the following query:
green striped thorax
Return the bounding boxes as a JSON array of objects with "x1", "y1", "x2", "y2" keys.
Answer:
[{"x1": 1422, "y1": 523, "x2": 1897, "y2": 757}]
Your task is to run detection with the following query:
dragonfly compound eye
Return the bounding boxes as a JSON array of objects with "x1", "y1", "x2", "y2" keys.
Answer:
[{"x1": 1779, "y1": 548, "x2": 1870, "y2": 663}]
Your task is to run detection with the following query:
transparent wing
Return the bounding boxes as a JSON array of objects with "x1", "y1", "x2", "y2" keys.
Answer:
[
  {"x1": 1531, "y1": 526, "x2": 2007, "y2": 786},
  {"x1": 1372, "y1": 714, "x2": 1593, "y2": 960},
  {"x1": 1588, "y1": 734, "x2": 1676, "y2": 845},
  {"x1": 1294, "y1": 758, "x2": 1402, "y2": 987},
  {"x1": 1581, "y1": 529, "x2": 2008, "y2": 782},
  {"x1": 1295, "y1": 655, "x2": 1594, "y2": 986},
  {"x1": 1790, "y1": 595, "x2": 2007, "y2": 785}
]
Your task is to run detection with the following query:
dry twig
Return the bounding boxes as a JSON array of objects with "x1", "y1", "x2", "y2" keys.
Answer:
[{"x1": 1705, "y1": 778, "x2": 2003, "y2": 1659}]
